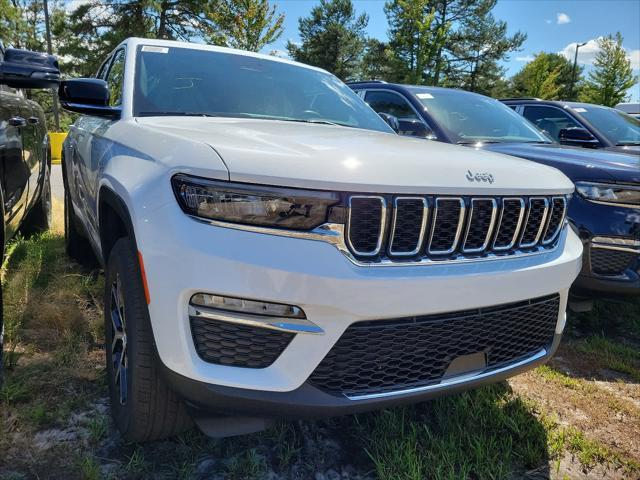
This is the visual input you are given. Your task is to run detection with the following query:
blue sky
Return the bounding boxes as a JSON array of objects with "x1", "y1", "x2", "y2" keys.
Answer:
[{"x1": 265, "y1": 0, "x2": 640, "y2": 100}]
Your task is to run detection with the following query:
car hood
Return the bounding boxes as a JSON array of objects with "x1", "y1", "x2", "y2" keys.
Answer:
[
  {"x1": 135, "y1": 118, "x2": 573, "y2": 195},
  {"x1": 606, "y1": 145, "x2": 640, "y2": 155},
  {"x1": 484, "y1": 142, "x2": 640, "y2": 184}
]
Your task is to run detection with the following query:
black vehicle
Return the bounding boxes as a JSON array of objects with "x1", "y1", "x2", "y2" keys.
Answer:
[
  {"x1": 0, "y1": 44, "x2": 59, "y2": 377},
  {"x1": 501, "y1": 98, "x2": 640, "y2": 155},
  {"x1": 349, "y1": 81, "x2": 640, "y2": 308}
]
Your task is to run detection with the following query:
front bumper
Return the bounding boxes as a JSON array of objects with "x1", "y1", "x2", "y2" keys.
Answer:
[
  {"x1": 163, "y1": 334, "x2": 562, "y2": 419},
  {"x1": 138, "y1": 199, "x2": 582, "y2": 399},
  {"x1": 567, "y1": 192, "x2": 640, "y2": 299}
]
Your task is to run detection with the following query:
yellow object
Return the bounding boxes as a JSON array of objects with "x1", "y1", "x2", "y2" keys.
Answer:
[{"x1": 49, "y1": 132, "x2": 67, "y2": 165}]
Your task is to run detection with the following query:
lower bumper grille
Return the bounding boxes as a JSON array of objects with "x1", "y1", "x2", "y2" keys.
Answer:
[
  {"x1": 190, "y1": 317, "x2": 294, "y2": 368},
  {"x1": 590, "y1": 248, "x2": 638, "y2": 276},
  {"x1": 309, "y1": 294, "x2": 560, "y2": 397}
]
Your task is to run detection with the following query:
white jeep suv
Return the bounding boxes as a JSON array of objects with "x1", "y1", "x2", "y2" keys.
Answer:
[{"x1": 59, "y1": 38, "x2": 583, "y2": 441}]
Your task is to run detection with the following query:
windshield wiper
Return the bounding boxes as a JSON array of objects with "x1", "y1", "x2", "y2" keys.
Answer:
[
  {"x1": 616, "y1": 141, "x2": 640, "y2": 146},
  {"x1": 281, "y1": 118, "x2": 348, "y2": 127},
  {"x1": 457, "y1": 140, "x2": 503, "y2": 145}
]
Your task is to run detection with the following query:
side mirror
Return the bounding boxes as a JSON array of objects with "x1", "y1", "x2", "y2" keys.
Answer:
[
  {"x1": 0, "y1": 48, "x2": 60, "y2": 89},
  {"x1": 378, "y1": 112, "x2": 400, "y2": 133},
  {"x1": 398, "y1": 119, "x2": 433, "y2": 138},
  {"x1": 559, "y1": 127, "x2": 598, "y2": 146},
  {"x1": 58, "y1": 78, "x2": 121, "y2": 118}
]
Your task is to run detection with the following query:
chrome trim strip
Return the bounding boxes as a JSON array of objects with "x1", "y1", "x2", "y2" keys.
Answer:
[
  {"x1": 592, "y1": 236, "x2": 640, "y2": 247},
  {"x1": 388, "y1": 197, "x2": 429, "y2": 257},
  {"x1": 519, "y1": 197, "x2": 549, "y2": 248},
  {"x1": 428, "y1": 197, "x2": 466, "y2": 255},
  {"x1": 188, "y1": 304, "x2": 325, "y2": 335},
  {"x1": 591, "y1": 244, "x2": 640, "y2": 254},
  {"x1": 541, "y1": 196, "x2": 567, "y2": 245},
  {"x1": 462, "y1": 198, "x2": 498, "y2": 253},
  {"x1": 492, "y1": 197, "x2": 526, "y2": 251},
  {"x1": 346, "y1": 196, "x2": 387, "y2": 257},
  {"x1": 347, "y1": 348, "x2": 547, "y2": 401}
]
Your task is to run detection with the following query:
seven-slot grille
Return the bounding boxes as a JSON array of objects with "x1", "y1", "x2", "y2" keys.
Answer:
[{"x1": 346, "y1": 195, "x2": 566, "y2": 261}]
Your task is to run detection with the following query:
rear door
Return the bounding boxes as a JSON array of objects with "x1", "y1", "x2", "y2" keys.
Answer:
[{"x1": 0, "y1": 86, "x2": 31, "y2": 237}]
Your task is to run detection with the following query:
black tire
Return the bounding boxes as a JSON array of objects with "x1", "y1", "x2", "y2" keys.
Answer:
[
  {"x1": 105, "y1": 237, "x2": 192, "y2": 442},
  {"x1": 20, "y1": 164, "x2": 52, "y2": 236},
  {"x1": 64, "y1": 187, "x2": 95, "y2": 265}
]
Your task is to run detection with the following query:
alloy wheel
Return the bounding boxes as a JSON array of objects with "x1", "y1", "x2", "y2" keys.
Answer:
[{"x1": 110, "y1": 274, "x2": 128, "y2": 405}]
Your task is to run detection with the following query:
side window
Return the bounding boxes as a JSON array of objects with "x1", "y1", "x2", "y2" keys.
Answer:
[
  {"x1": 364, "y1": 91, "x2": 419, "y2": 121},
  {"x1": 522, "y1": 106, "x2": 581, "y2": 141},
  {"x1": 106, "y1": 49, "x2": 126, "y2": 106},
  {"x1": 96, "y1": 57, "x2": 111, "y2": 80}
]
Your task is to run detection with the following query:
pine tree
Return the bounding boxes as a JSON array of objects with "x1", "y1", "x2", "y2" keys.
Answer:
[
  {"x1": 286, "y1": 0, "x2": 368, "y2": 81},
  {"x1": 210, "y1": 0, "x2": 284, "y2": 52},
  {"x1": 580, "y1": 33, "x2": 637, "y2": 107}
]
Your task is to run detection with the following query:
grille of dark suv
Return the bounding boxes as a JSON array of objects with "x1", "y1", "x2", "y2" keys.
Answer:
[
  {"x1": 590, "y1": 248, "x2": 637, "y2": 276},
  {"x1": 346, "y1": 195, "x2": 566, "y2": 262},
  {"x1": 190, "y1": 317, "x2": 294, "y2": 368},
  {"x1": 309, "y1": 294, "x2": 560, "y2": 397}
]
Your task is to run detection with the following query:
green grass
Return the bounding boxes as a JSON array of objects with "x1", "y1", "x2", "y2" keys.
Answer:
[
  {"x1": 535, "y1": 365, "x2": 595, "y2": 391},
  {"x1": 573, "y1": 334, "x2": 640, "y2": 381}
]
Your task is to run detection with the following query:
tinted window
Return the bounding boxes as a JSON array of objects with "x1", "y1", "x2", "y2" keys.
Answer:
[
  {"x1": 134, "y1": 46, "x2": 391, "y2": 133},
  {"x1": 364, "y1": 90, "x2": 419, "y2": 120},
  {"x1": 576, "y1": 106, "x2": 640, "y2": 146},
  {"x1": 106, "y1": 49, "x2": 126, "y2": 106},
  {"x1": 522, "y1": 106, "x2": 581, "y2": 141},
  {"x1": 410, "y1": 89, "x2": 549, "y2": 144}
]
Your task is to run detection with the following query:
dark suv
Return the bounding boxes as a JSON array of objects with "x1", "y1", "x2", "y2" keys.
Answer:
[
  {"x1": 1, "y1": 44, "x2": 60, "y2": 377},
  {"x1": 501, "y1": 98, "x2": 640, "y2": 155},
  {"x1": 349, "y1": 81, "x2": 639, "y2": 307}
]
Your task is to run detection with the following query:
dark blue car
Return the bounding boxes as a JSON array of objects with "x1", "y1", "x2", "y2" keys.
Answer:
[{"x1": 349, "y1": 81, "x2": 639, "y2": 307}]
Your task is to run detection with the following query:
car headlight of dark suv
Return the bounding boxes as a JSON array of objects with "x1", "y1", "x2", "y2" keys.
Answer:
[
  {"x1": 172, "y1": 174, "x2": 341, "y2": 230},
  {"x1": 575, "y1": 181, "x2": 640, "y2": 208}
]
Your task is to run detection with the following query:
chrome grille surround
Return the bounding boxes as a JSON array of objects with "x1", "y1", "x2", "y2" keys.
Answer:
[
  {"x1": 428, "y1": 198, "x2": 466, "y2": 255},
  {"x1": 388, "y1": 197, "x2": 429, "y2": 256},
  {"x1": 346, "y1": 194, "x2": 567, "y2": 263}
]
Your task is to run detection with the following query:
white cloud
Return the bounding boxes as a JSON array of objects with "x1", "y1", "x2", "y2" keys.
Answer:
[
  {"x1": 556, "y1": 13, "x2": 571, "y2": 25},
  {"x1": 545, "y1": 19, "x2": 552, "y2": 24},
  {"x1": 63, "y1": 0, "x2": 92, "y2": 12},
  {"x1": 628, "y1": 49, "x2": 640, "y2": 70},
  {"x1": 516, "y1": 55, "x2": 535, "y2": 62},
  {"x1": 269, "y1": 49, "x2": 290, "y2": 59},
  {"x1": 560, "y1": 38, "x2": 640, "y2": 71}
]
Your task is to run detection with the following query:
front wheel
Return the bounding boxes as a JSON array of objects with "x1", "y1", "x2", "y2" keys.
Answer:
[
  {"x1": 105, "y1": 238, "x2": 191, "y2": 442},
  {"x1": 20, "y1": 164, "x2": 52, "y2": 235}
]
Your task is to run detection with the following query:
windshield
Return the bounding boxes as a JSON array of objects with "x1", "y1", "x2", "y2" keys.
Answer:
[
  {"x1": 574, "y1": 106, "x2": 640, "y2": 145},
  {"x1": 410, "y1": 88, "x2": 551, "y2": 144},
  {"x1": 134, "y1": 46, "x2": 391, "y2": 133}
]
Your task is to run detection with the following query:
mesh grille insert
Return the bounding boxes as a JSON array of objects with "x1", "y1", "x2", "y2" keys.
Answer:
[
  {"x1": 390, "y1": 198, "x2": 426, "y2": 254},
  {"x1": 309, "y1": 295, "x2": 559, "y2": 397},
  {"x1": 590, "y1": 248, "x2": 637, "y2": 276},
  {"x1": 348, "y1": 197, "x2": 384, "y2": 254},
  {"x1": 464, "y1": 199, "x2": 495, "y2": 251},
  {"x1": 429, "y1": 199, "x2": 463, "y2": 253},
  {"x1": 543, "y1": 198, "x2": 566, "y2": 244},
  {"x1": 494, "y1": 199, "x2": 524, "y2": 249},
  {"x1": 190, "y1": 317, "x2": 293, "y2": 368},
  {"x1": 520, "y1": 198, "x2": 547, "y2": 247}
]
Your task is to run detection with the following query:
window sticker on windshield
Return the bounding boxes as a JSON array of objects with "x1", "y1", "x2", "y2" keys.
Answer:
[
  {"x1": 416, "y1": 93, "x2": 434, "y2": 99},
  {"x1": 572, "y1": 107, "x2": 587, "y2": 112},
  {"x1": 142, "y1": 46, "x2": 169, "y2": 53}
]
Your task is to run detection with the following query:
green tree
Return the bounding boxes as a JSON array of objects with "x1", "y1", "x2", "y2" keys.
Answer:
[
  {"x1": 510, "y1": 52, "x2": 579, "y2": 100},
  {"x1": 446, "y1": 5, "x2": 525, "y2": 94},
  {"x1": 286, "y1": 0, "x2": 368, "y2": 80},
  {"x1": 384, "y1": 0, "x2": 445, "y2": 84},
  {"x1": 358, "y1": 38, "x2": 395, "y2": 80},
  {"x1": 209, "y1": 0, "x2": 284, "y2": 52},
  {"x1": 580, "y1": 33, "x2": 637, "y2": 107}
]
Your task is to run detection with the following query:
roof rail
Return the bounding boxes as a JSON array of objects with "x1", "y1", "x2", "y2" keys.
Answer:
[
  {"x1": 499, "y1": 97, "x2": 542, "y2": 102},
  {"x1": 346, "y1": 80, "x2": 388, "y2": 85}
]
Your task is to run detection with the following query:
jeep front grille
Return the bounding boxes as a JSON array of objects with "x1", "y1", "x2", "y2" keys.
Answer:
[{"x1": 345, "y1": 195, "x2": 566, "y2": 262}]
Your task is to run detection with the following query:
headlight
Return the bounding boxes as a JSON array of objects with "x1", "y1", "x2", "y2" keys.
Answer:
[
  {"x1": 171, "y1": 174, "x2": 340, "y2": 230},
  {"x1": 575, "y1": 182, "x2": 640, "y2": 208}
]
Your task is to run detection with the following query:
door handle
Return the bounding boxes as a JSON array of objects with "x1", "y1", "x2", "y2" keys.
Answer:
[
  {"x1": 28, "y1": 116, "x2": 40, "y2": 125},
  {"x1": 8, "y1": 116, "x2": 27, "y2": 127}
]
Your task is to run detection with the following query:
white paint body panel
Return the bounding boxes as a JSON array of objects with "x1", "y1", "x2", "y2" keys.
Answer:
[{"x1": 63, "y1": 38, "x2": 583, "y2": 395}]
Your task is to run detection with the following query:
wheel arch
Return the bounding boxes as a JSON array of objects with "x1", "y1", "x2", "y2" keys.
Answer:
[{"x1": 98, "y1": 186, "x2": 138, "y2": 265}]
